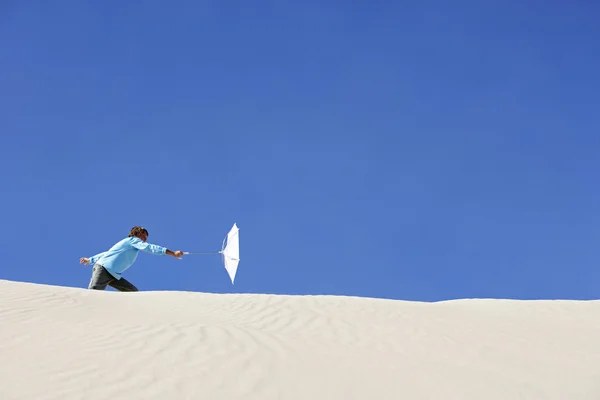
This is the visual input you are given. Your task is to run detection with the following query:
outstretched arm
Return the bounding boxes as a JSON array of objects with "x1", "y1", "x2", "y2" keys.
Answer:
[
  {"x1": 165, "y1": 249, "x2": 184, "y2": 258},
  {"x1": 130, "y1": 238, "x2": 183, "y2": 258},
  {"x1": 80, "y1": 251, "x2": 108, "y2": 266}
]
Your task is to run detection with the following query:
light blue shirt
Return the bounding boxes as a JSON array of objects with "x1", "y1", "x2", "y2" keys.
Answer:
[{"x1": 88, "y1": 236, "x2": 167, "y2": 279}]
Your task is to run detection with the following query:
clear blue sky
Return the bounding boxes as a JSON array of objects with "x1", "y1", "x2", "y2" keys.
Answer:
[{"x1": 1, "y1": 2, "x2": 599, "y2": 301}]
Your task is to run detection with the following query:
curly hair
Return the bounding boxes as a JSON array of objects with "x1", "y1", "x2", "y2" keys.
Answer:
[{"x1": 128, "y1": 226, "x2": 149, "y2": 238}]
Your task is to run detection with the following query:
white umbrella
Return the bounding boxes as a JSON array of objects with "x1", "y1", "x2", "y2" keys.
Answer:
[{"x1": 183, "y1": 223, "x2": 240, "y2": 284}]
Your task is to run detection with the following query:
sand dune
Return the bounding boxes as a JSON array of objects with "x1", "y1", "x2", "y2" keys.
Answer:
[{"x1": 1, "y1": 279, "x2": 600, "y2": 399}]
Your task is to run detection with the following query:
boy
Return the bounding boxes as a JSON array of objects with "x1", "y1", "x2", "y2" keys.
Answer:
[{"x1": 80, "y1": 226, "x2": 183, "y2": 291}]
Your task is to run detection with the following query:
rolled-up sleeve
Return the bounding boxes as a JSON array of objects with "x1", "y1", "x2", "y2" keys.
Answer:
[{"x1": 130, "y1": 238, "x2": 167, "y2": 255}]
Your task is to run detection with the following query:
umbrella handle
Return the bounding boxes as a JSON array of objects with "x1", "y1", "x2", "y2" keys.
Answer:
[{"x1": 183, "y1": 251, "x2": 222, "y2": 255}]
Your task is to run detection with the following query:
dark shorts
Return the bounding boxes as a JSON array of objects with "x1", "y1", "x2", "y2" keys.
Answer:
[{"x1": 88, "y1": 264, "x2": 138, "y2": 292}]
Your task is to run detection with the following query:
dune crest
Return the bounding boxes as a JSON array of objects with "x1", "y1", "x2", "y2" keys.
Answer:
[{"x1": 1, "y1": 279, "x2": 599, "y2": 400}]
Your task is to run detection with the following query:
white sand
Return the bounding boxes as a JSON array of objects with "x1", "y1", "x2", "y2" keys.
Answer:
[{"x1": 1, "y1": 280, "x2": 600, "y2": 399}]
